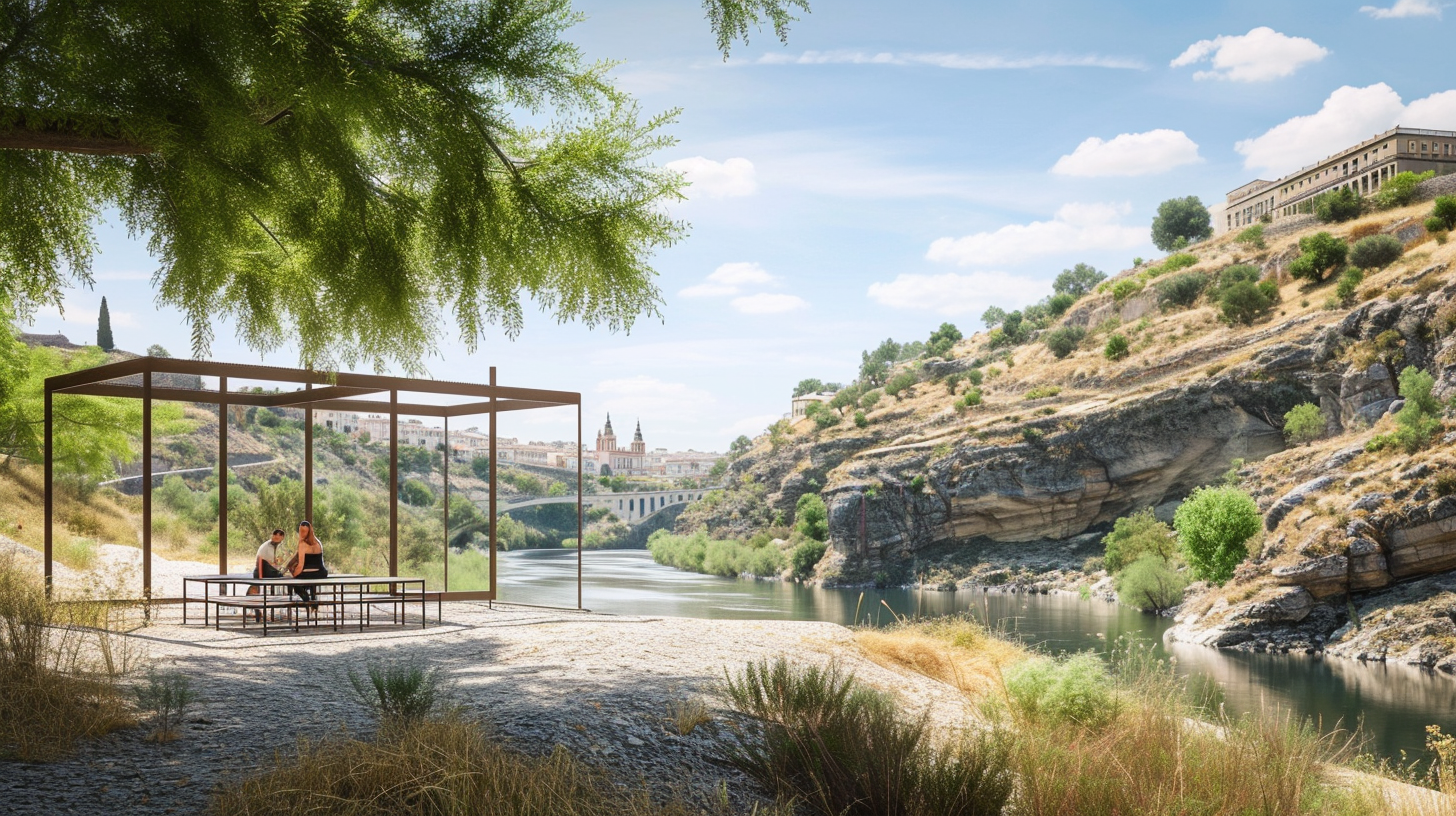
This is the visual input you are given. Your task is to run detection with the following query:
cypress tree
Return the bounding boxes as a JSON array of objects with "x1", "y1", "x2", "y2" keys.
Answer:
[{"x1": 96, "y1": 297, "x2": 114, "y2": 351}]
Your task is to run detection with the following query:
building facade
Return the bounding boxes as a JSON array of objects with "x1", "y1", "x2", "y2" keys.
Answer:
[
  {"x1": 1219, "y1": 126, "x2": 1456, "y2": 234},
  {"x1": 791, "y1": 391, "x2": 838, "y2": 418}
]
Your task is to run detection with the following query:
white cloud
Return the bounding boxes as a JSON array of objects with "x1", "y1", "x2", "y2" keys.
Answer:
[
  {"x1": 595, "y1": 376, "x2": 716, "y2": 419},
  {"x1": 730, "y1": 293, "x2": 808, "y2": 315},
  {"x1": 758, "y1": 50, "x2": 1145, "y2": 70},
  {"x1": 1235, "y1": 84, "x2": 1456, "y2": 174},
  {"x1": 680, "y1": 262, "x2": 777, "y2": 298},
  {"x1": 719, "y1": 414, "x2": 782, "y2": 438},
  {"x1": 35, "y1": 301, "x2": 140, "y2": 330},
  {"x1": 1050, "y1": 129, "x2": 1202, "y2": 177},
  {"x1": 866, "y1": 271, "x2": 1050, "y2": 317},
  {"x1": 1170, "y1": 27, "x2": 1328, "y2": 82},
  {"x1": 664, "y1": 156, "x2": 757, "y2": 199},
  {"x1": 926, "y1": 203, "x2": 1148, "y2": 267},
  {"x1": 1361, "y1": 0, "x2": 1443, "y2": 18}
]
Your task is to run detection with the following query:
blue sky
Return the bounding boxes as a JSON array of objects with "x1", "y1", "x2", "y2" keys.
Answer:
[{"x1": 25, "y1": 0, "x2": 1456, "y2": 452}]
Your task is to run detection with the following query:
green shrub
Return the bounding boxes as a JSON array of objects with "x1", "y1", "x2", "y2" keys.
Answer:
[
  {"x1": 1021, "y1": 427, "x2": 1044, "y2": 444},
  {"x1": 884, "y1": 371, "x2": 917, "y2": 398},
  {"x1": 813, "y1": 408, "x2": 839, "y2": 430},
  {"x1": 1054, "y1": 262, "x2": 1106, "y2": 297},
  {"x1": 1155, "y1": 271, "x2": 1207, "y2": 310},
  {"x1": 724, "y1": 658, "x2": 1015, "y2": 816},
  {"x1": 789, "y1": 540, "x2": 828, "y2": 580},
  {"x1": 399, "y1": 478, "x2": 434, "y2": 507},
  {"x1": 1367, "y1": 366, "x2": 1443, "y2": 454},
  {"x1": 926, "y1": 322, "x2": 963, "y2": 358},
  {"x1": 1046, "y1": 292, "x2": 1077, "y2": 317},
  {"x1": 1173, "y1": 486, "x2": 1260, "y2": 584},
  {"x1": 1290, "y1": 232, "x2": 1348, "y2": 282},
  {"x1": 958, "y1": 390, "x2": 982, "y2": 410},
  {"x1": 1373, "y1": 170, "x2": 1434, "y2": 210},
  {"x1": 1429, "y1": 216, "x2": 1451, "y2": 236},
  {"x1": 1101, "y1": 509, "x2": 1176, "y2": 573},
  {"x1": 1115, "y1": 554, "x2": 1188, "y2": 613},
  {"x1": 1282, "y1": 402, "x2": 1325, "y2": 446},
  {"x1": 966, "y1": 368, "x2": 984, "y2": 386},
  {"x1": 1234, "y1": 224, "x2": 1265, "y2": 249},
  {"x1": 1349, "y1": 234, "x2": 1404, "y2": 270},
  {"x1": 859, "y1": 390, "x2": 882, "y2": 410},
  {"x1": 1103, "y1": 333, "x2": 1129, "y2": 361},
  {"x1": 795, "y1": 493, "x2": 828, "y2": 542},
  {"x1": 853, "y1": 410, "x2": 868, "y2": 428},
  {"x1": 1336, "y1": 267, "x2": 1364, "y2": 304},
  {"x1": 1219, "y1": 280, "x2": 1278, "y2": 325},
  {"x1": 1024, "y1": 385, "x2": 1061, "y2": 400},
  {"x1": 348, "y1": 660, "x2": 453, "y2": 725},
  {"x1": 1212, "y1": 264, "x2": 1260, "y2": 297},
  {"x1": 1314, "y1": 187, "x2": 1361, "y2": 223},
  {"x1": 1433, "y1": 195, "x2": 1456, "y2": 230},
  {"x1": 1043, "y1": 326, "x2": 1085, "y2": 359},
  {"x1": 1111, "y1": 278, "x2": 1144, "y2": 303},
  {"x1": 1004, "y1": 652, "x2": 1120, "y2": 730}
]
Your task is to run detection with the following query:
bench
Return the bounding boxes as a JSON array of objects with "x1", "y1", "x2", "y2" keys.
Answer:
[{"x1": 183, "y1": 574, "x2": 435, "y2": 636}]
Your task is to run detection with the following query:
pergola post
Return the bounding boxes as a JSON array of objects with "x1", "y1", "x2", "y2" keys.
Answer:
[
  {"x1": 43, "y1": 386, "x2": 53, "y2": 595},
  {"x1": 142, "y1": 369, "x2": 152, "y2": 600},
  {"x1": 389, "y1": 389, "x2": 398, "y2": 577},
  {"x1": 305, "y1": 382, "x2": 313, "y2": 522},
  {"x1": 488, "y1": 367, "x2": 497, "y2": 598},
  {"x1": 443, "y1": 415, "x2": 450, "y2": 591},
  {"x1": 577, "y1": 402, "x2": 583, "y2": 611},
  {"x1": 218, "y1": 376, "x2": 228, "y2": 575}
]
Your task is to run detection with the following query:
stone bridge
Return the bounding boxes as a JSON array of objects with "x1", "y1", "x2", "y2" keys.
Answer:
[{"x1": 495, "y1": 488, "x2": 712, "y2": 525}]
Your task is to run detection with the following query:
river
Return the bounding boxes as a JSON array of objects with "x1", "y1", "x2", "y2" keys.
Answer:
[{"x1": 497, "y1": 548, "x2": 1456, "y2": 764}]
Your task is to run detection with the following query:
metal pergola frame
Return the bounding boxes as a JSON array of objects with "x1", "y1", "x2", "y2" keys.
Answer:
[{"x1": 43, "y1": 357, "x2": 585, "y2": 606}]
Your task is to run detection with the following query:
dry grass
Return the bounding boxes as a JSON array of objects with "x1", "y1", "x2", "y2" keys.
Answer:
[
  {"x1": 211, "y1": 714, "x2": 715, "y2": 816},
  {"x1": 666, "y1": 696, "x2": 713, "y2": 736},
  {"x1": 0, "y1": 556, "x2": 138, "y2": 760},
  {"x1": 855, "y1": 614, "x2": 1028, "y2": 697}
]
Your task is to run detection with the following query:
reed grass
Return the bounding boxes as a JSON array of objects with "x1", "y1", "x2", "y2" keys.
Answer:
[
  {"x1": 666, "y1": 696, "x2": 713, "y2": 736},
  {"x1": 210, "y1": 714, "x2": 707, "y2": 816},
  {"x1": 854, "y1": 613, "x2": 1027, "y2": 697}
]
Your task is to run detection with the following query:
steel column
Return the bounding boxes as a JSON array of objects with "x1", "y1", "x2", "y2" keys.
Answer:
[
  {"x1": 488, "y1": 367, "x2": 497, "y2": 599},
  {"x1": 577, "y1": 402, "x2": 583, "y2": 610},
  {"x1": 305, "y1": 382, "x2": 313, "y2": 522},
  {"x1": 142, "y1": 370, "x2": 152, "y2": 599},
  {"x1": 43, "y1": 387, "x2": 53, "y2": 594},
  {"x1": 389, "y1": 390, "x2": 398, "y2": 577},
  {"x1": 443, "y1": 415, "x2": 450, "y2": 591},
  {"x1": 219, "y1": 376, "x2": 228, "y2": 575}
]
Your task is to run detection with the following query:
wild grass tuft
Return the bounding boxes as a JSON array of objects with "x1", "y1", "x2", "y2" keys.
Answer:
[
  {"x1": 855, "y1": 613, "x2": 1026, "y2": 696},
  {"x1": 210, "y1": 714, "x2": 705, "y2": 816},
  {"x1": 666, "y1": 695, "x2": 713, "y2": 736},
  {"x1": 133, "y1": 668, "x2": 197, "y2": 742},
  {"x1": 0, "y1": 556, "x2": 136, "y2": 760},
  {"x1": 723, "y1": 657, "x2": 1013, "y2": 816},
  {"x1": 347, "y1": 659, "x2": 452, "y2": 725}
]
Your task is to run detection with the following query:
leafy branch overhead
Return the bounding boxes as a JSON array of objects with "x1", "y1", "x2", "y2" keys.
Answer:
[{"x1": 0, "y1": 0, "x2": 808, "y2": 371}]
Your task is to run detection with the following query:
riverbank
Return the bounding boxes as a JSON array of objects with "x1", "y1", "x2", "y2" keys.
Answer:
[{"x1": 3, "y1": 602, "x2": 974, "y2": 815}]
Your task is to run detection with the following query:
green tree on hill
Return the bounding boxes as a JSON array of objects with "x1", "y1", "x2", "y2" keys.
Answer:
[
  {"x1": 1174, "y1": 486, "x2": 1260, "y2": 585},
  {"x1": 1053, "y1": 263, "x2": 1106, "y2": 298},
  {"x1": 793, "y1": 378, "x2": 826, "y2": 397},
  {"x1": 1151, "y1": 196, "x2": 1213, "y2": 251},
  {"x1": 926, "y1": 323, "x2": 962, "y2": 358},
  {"x1": 0, "y1": 0, "x2": 807, "y2": 371},
  {"x1": 96, "y1": 297, "x2": 114, "y2": 351}
]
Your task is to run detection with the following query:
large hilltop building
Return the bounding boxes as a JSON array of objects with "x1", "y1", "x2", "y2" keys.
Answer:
[
  {"x1": 1218, "y1": 126, "x2": 1456, "y2": 234},
  {"x1": 592, "y1": 413, "x2": 647, "y2": 476}
]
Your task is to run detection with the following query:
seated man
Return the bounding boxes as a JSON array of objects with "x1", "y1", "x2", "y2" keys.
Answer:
[{"x1": 250, "y1": 528, "x2": 288, "y2": 621}]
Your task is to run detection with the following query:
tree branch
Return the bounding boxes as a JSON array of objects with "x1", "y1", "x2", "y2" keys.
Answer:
[{"x1": 0, "y1": 113, "x2": 153, "y2": 155}]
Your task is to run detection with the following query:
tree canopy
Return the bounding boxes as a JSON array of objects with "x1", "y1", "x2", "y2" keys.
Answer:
[
  {"x1": 0, "y1": 0, "x2": 809, "y2": 371},
  {"x1": 1052, "y1": 263, "x2": 1104, "y2": 298},
  {"x1": 1150, "y1": 196, "x2": 1212, "y2": 252}
]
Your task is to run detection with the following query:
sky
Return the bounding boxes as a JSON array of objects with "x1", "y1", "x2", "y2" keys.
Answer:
[{"x1": 23, "y1": 0, "x2": 1456, "y2": 452}]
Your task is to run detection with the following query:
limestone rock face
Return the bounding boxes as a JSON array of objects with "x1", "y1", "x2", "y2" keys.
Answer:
[{"x1": 1387, "y1": 497, "x2": 1456, "y2": 579}]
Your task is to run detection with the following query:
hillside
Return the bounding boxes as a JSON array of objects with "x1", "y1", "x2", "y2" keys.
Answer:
[{"x1": 677, "y1": 177, "x2": 1456, "y2": 670}]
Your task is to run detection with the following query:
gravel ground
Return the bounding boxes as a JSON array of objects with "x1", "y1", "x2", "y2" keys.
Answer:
[{"x1": 2, "y1": 601, "x2": 970, "y2": 815}]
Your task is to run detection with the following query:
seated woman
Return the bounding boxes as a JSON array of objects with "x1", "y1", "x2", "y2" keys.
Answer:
[{"x1": 290, "y1": 520, "x2": 328, "y2": 603}]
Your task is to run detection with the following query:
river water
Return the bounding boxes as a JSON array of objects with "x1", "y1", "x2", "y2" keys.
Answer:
[{"x1": 497, "y1": 548, "x2": 1456, "y2": 764}]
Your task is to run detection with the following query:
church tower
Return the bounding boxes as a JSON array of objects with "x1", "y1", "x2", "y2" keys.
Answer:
[
  {"x1": 631, "y1": 420, "x2": 646, "y2": 455},
  {"x1": 596, "y1": 413, "x2": 617, "y2": 452}
]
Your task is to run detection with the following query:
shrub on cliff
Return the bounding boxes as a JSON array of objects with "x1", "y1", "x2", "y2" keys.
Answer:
[
  {"x1": 1282, "y1": 403, "x2": 1326, "y2": 446},
  {"x1": 1367, "y1": 366, "x2": 1443, "y2": 454},
  {"x1": 1349, "y1": 235, "x2": 1403, "y2": 270},
  {"x1": 1103, "y1": 333, "x2": 1130, "y2": 361},
  {"x1": 1373, "y1": 170, "x2": 1434, "y2": 210},
  {"x1": 885, "y1": 371, "x2": 918, "y2": 398},
  {"x1": 1234, "y1": 224, "x2": 1265, "y2": 249},
  {"x1": 789, "y1": 539, "x2": 828, "y2": 581},
  {"x1": 1218, "y1": 280, "x2": 1278, "y2": 326},
  {"x1": 1433, "y1": 195, "x2": 1456, "y2": 229},
  {"x1": 1336, "y1": 267, "x2": 1364, "y2": 304},
  {"x1": 1289, "y1": 232, "x2": 1348, "y2": 283},
  {"x1": 1115, "y1": 555, "x2": 1188, "y2": 614},
  {"x1": 1111, "y1": 278, "x2": 1144, "y2": 303},
  {"x1": 853, "y1": 410, "x2": 868, "y2": 428},
  {"x1": 795, "y1": 493, "x2": 828, "y2": 542},
  {"x1": 1173, "y1": 487, "x2": 1260, "y2": 585},
  {"x1": 1046, "y1": 292, "x2": 1077, "y2": 317},
  {"x1": 1101, "y1": 509, "x2": 1176, "y2": 573},
  {"x1": 1043, "y1": 326, "x2": 1085, "y2": 359},
  {"x1": 1155, "y1": 271, "x2": 1207, "y2": 310},
  {"x1": 1314, "y1": 187, "x2": 1362, "y2": 223},
  {"x1": 859, "y1": 390, "x2": 882, "y2": 411}
]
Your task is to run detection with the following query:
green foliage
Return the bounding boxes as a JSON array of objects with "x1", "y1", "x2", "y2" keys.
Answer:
[
  {"x1": 980, "y1": 305, "x2": 1008, "y2": 330},
  {"x1": 1433, "y1": 195, "x2": 1456, "y2": 230},
  {"x1": 1043, "y1": 326, "x2": 1085, "y2": 359},
  {"x1": 399, "y1": 479, "x2": 434, "y2": 507},
  {"x1": 1054, "y1": 263, "x2": 1106, "y2": 298},
  {"x1": 1155, "y1": 271, "x2": 1207, "y2": 310},
  {"x1": 1146, "y1": 252, "x2": 1199, "y2": 278},
  {"x1": 1103, "y1": 333, "x2": 1130, "y2": 361},
  {"x1": 470, "y1": 456, "x2": 491, "y2": 481},
  {"x1": 966, "y1": 368, "x2": 984, "y2": 386},
  {"x1": 1004, "y1": 652, "x2": 1119, "y2": 730},
  {"x1": 95, "y1": 296, "x2": 114, "y2": 351},
  {"x1": 1110, "y1": 278, "x2": 1144, "y2": 303},
  {"x1": 1336, "y1": 267, "x2": 1364, "y2": 304},
  {"x1": 1368, "y1": 366, "x2": 1442, "y2": 454},
  {"x1": 1174, "y1": 486, "x2": 1260, "y2": 585},
  {"x1": 767, "y1": 418, "x2": 792, "y2": 451},
  {"x1": 811, "y1": 408, "x2": 838, "y2": 430},
  {"x1": 1218, "y1": 279, "x2": 1278, "y2": 326},
  {"x1": 728, "y1": 434, "x2": 753, "y2": 458},
  {"x1": 1314, "y1": 187, "x2": 1362, "y2": 223},
  {"x1": 1429, "y1": 215, "x2": 1452, "y2": 236},
  {"x1": 859, "y1": 390, "x2": 882, "y2": 411},
  {"x1": 957, "y1": 389, "x2": 982, "y2": 410},
  {"x1": 1151, "y1": 196, "x2": 1213, "y2": 252},
  {"x1": 1101, "y1": 509, "x2": 1176, "y2": 573},
  {"x1": 1349, "y1": 235, "x2": 1404, "y2": 270},
  {"x1": 828, "y1": 385, "x2": 862, "y2": 414},
  {"x1": 1024, "y1": 386, "x2": 1061, "y2": 400},
  {"x1": 132, "y1": 669, "x2": 197, "y2": 741},
  {"x1": 1021, "y1": 427, "x2": 1044, "y2": 445},
  {"x1": 1234, "y1": 224, "x2": 1266, "y2": 249},
  {"x1": 1290, "y1": 232, "x2": 1348, "y2": 282},
  {"x1": 1282, "y1": 402, "x2": 1325, "y2": 446},
  {"x1": 884, "y1": 371, "x2": 918, "y2": 398},
  {"x1": 231, "y1": 477, "x2": 306, "y2": 546},
  {"x1": 789, "y1": 539, "x2": 828, "y2": 580},
  {"x1": 793, "y1": 378, "x2": 826, "y2": 397},
  {"x1": 926, "y1": 322, "x2": 963, "y2": 358},
  {"x1": 1373, "y1": 170, "x2": 1434, "y2": 210},
  {"x1": 853, "y1": 410, "x2": 868, "y2": 428},
  {"x1": 347, "y1": 660, "x2": 452, "y2": 725},
  {"x1": 795, "y1": 493, "x2": 828, "y2": 542},
  {"x1": 1046, "y1": 292, "x2": 1077, "y2": 317},
  {"x1": 0, "y1": 1, "x2": 716, "y2": 371},
  {"x1": 724, "y1": 658, "x2": 1014, "y2": 816},
  {"x1": 1115, "y1": 554, "x2": 1188, "y2": 613},
  {"x1": 647, "y1": 530, "x2": 785, "y2": 578}
]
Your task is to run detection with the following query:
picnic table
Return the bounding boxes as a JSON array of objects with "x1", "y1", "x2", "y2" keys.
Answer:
[{"x1": 182, "y1": 573, "x2": 438, "y2": 635}]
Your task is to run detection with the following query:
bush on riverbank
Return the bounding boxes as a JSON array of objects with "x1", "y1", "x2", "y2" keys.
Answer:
[{"x1": 646, "y1": 529, "x2": 785, "y2": 578}]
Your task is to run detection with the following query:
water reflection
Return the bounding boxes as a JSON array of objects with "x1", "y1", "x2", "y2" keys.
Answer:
[{"x1": 499, "y1": 549, "x2": 1456, "y2": 763}]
